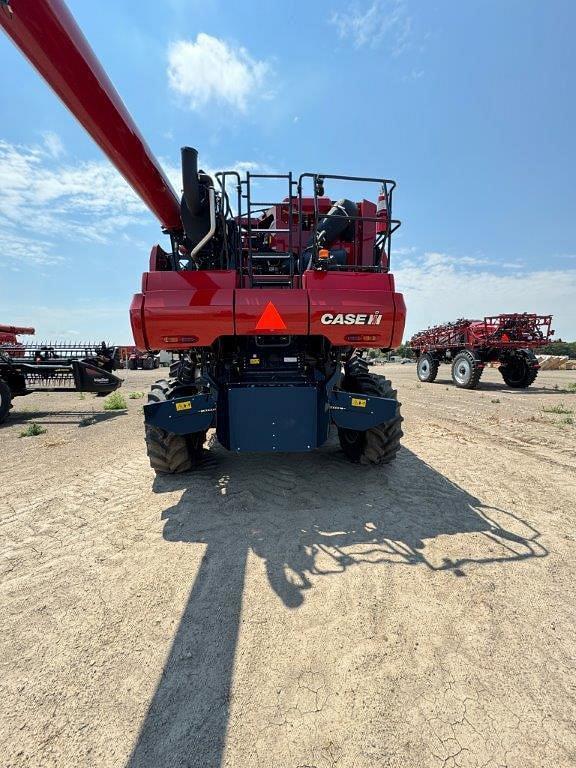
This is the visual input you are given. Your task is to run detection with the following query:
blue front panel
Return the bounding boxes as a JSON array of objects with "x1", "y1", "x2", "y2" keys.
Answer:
[{"x1": 227, "y1": 386, "x2": 318, "y2": 452}]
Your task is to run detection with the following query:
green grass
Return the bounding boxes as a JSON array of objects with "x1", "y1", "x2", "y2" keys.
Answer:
[
  {"x1": 103, "y1": 391, "x2": 128, "y2": 411},
  {"x1": 566, "y1": 382, "x2": 576, "y2": 393},
  {"x1": 563, "y1": 416, "x2": 574, "y2": 425},
  {"x1": 128, "y1": 391, "x2": 145, "y2": 399},
  {"x1": 542, "y1": 403, "x2": 573, "y2": 415},
  {"x1": 19, "y1": 423, "x2": 46, "y2": 438},
  {"x1": 78, "y1": 392, "x2": 86, "y2": 400},
  {"x1": 491, "y1": 398, "x2": 500, "y2": 404}
]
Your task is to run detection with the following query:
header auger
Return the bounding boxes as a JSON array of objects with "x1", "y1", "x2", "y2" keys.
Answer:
[
  {"x1": 1, "y1": 0, "x2": 406, "y2": 471},
  {"x1": 410, "y1": 314, "x2": 554, "y2": 389}
]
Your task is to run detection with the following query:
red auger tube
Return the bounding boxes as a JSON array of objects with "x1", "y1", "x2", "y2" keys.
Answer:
[{"x1": 0, "y1": 0, "x2": 182, "y2": 231}]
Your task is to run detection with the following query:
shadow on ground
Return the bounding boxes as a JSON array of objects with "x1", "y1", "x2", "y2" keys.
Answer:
[
  {"x1": 126, "y1": 441, "x2": 547, "y2": 768},
  {"x1": 428, "y1": 377, "x2": 571, "y2": 394},
  {"x1": 1, "y1": 410, "x2": 125, "y2": 427}
]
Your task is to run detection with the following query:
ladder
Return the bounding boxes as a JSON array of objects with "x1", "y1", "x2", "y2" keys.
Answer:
[{"x1": 243, "y1": 172, "x2": 296, "y2": 288}]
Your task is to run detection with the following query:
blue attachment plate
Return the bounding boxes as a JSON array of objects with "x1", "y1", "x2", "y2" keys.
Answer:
[
  {"x1": 144, "y1": 393, "x2": 216, "y2": 435},
  {"x1": 329, "y1": 389, "x2": 397, "y2": 430}
]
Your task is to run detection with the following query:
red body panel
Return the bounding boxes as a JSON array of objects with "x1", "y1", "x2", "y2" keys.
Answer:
[
  {"x1": 132, "y1": 271, "x2": 236, "y2": 350},
  {"x1": 0, "y1": 0, "x2": 181, "y2": 231},
  {"x1": 131, "y1": 270, "x2": 406, "y2": 350},
  {"x1": 235, "y1": 290, "x2": 309, "y2": 336},
  {"x1": 304, "y1": 271, "x2": 403, "y2": 348}
]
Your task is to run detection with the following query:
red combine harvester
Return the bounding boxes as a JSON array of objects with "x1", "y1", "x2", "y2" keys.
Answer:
[
  {"x1": 410, "y1": 314, "x2": 554, "y2": 389},
  {"x1": 118, "y1": 346, "x2": 160, "y2": 371},
  {"x1": 1, "y1": 0, "x2": 406, "y2": 471}
]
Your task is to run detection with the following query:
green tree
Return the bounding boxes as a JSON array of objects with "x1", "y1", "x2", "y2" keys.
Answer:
[
  {"x1": 394, "y1": 341, "x2": 415, "y2": 359},
  {"x1": 539, "y1": 340, "x2": 576, "y2": 358}
]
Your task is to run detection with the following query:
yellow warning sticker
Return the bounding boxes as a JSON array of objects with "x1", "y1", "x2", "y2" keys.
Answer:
[
  {"x1": 351, "y1": 397, "x2": 367, "y2": 408},
  {"x1": 250, "y1": 358, "x2": 260, "y2": 365},
  {"x1": 175, "y1": 400, "x2": 192, "y2": 412}
]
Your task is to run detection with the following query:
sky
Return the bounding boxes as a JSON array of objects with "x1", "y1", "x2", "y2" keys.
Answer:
[{"x1": 0, "y1": 0, "x2": 575, "y2": 343}]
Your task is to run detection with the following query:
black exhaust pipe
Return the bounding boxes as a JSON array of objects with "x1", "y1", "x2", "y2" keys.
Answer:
[{"x1": 181, "y1": 146, "x2": 201, "y2": 216}]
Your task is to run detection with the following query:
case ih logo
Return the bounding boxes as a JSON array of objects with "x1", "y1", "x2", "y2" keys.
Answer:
[{"x1": 320, "y1": 312, "x2": 383, "y2": 326}]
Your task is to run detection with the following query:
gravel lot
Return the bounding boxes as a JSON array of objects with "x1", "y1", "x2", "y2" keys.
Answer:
[{"x1": 1, "y1": 364, "x2": 575, "y2": 768}]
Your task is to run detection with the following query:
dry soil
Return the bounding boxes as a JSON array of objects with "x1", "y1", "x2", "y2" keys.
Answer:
[{"x1": 1, "y1": 364, "x2": 575, "y2": 768}]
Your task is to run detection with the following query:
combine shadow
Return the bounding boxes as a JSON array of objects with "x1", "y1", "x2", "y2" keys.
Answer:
[{"x1": 126, "y1": 443, "x2": 547, "y2": 768}]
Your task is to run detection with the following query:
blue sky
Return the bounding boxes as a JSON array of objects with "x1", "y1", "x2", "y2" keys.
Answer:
[{"x1": 1, "y1": 0, "x2": 575, "y2": 342}]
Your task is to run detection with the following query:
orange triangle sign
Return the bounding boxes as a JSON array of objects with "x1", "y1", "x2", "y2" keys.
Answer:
[{"x1": 255, "y1": 301, "x2": 287, "y2": 331}]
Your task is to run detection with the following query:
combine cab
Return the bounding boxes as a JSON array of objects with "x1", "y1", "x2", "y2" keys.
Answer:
[
  {"x1": 1, "y1": 0, "x2": 406, "y2": 471},
  {"x1": 410, "y1": 314, "x2": 554, "y2": 389}
]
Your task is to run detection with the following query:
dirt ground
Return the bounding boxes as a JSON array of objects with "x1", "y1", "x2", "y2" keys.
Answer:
[{"x1": 1, "y1": 363, "x2": 575, "y2": 768}]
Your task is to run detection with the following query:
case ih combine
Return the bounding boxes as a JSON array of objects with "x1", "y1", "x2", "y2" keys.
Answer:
[
  {"x1": 410, "y1": 314, "x2": 554, "y2": 389},
  {"x1": 1, "y1": 0, "x2": 406, "y2": 472}
]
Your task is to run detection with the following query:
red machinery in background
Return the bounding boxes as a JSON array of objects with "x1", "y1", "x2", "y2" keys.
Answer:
[
  {"x1": 118, "y1": 346, "x2": 160, "y2": 371},
  {"x1": 0, "y1": 324, "x2": 35, "y2": 357},
  {"x1": 410, "y1": 314, "x2": 554, "y2": 389},
  {"x1": 1, "y1": 0, "x2": 406, "y2": 471},
  {"x1": 0, "y1": 324, "x2": 121, "y2": 423}
]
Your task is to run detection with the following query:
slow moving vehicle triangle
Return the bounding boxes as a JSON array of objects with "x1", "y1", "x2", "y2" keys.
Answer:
[{"x1": 255, "y1": 301, "x2": 287, "y2": 331}]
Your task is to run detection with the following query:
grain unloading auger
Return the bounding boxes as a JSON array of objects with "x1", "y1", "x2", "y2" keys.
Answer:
[{"x1": 1, "y1": 0, "x2": 406, "y2": 471}]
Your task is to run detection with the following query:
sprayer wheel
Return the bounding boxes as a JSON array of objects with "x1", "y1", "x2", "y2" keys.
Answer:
[
  {"x1": 417, "y1": 353, "x2": 439, "y2": 383},
  {"x1": 451, "y1": 350, "x2": 483, "y2": 389},
  {"x1": 499, "y1": 350, "x2": 539, "y2": 388}
]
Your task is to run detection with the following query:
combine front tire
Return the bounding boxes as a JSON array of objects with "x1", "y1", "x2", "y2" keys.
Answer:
[
  {"x1": 499, "y1": 350, "x2": 539, "y2": 388},
  {"x1": 451, "y1": 350, "x2": 483, "y2": 389},
  {"x1": 144, "y1": 382, "x2": 206, "y2": 474},
  {"x1": 0, "y1": 380, "x2": 12, "y2": 424},
  {"x1": 338, "y1": 356, "x2": 403, "y2": 465},
  {"x1": 417, "y1": 353, "x2": 439, "y2": 383}
]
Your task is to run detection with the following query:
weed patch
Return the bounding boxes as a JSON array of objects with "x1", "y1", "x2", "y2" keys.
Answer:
[
  {"x1": 19, "y1": 423, "x2": 46, "y2": 438},
  {"x1": 103, "y1": 392, "x2": 127, "y2": 411},
  {"x1": 542, "y1": 403, "x2": 573, "y2": 415}
]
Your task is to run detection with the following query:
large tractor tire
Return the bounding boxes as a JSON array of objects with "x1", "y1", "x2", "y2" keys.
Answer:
[
  {"x1": 417, "y1": 353, "x2": 439, "y2": 383},
  {"x1": 144, "y1": 381, "x2": 206, "y2": 474},
  {"x1": 0, "y1": 379, "x2": 12, "y2": 424},
  {"x1": 499, "y1": 350, "x2": 539, "y2": 388},
  {"x1": 142, "y1": 356, "x2": 154, "y2": 370},
  {"x1": 127, "y1": 358, "x2": 137, "y2": 370},
  {"x1": 338, "y1": 356, "x2": 403, "y2": 465},
  {"x1": 451, "y1": 350, "x2": 483, "y2": 389}
]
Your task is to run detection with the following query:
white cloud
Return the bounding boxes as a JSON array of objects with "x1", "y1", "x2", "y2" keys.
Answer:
[
  {"x1": 167, "y1": 33, "x2": 271, "y2": 112},
  {"x1": 0, "y1": 137, "x2": 273, "y2": 266},
  {"x1": 395, "y1": 251, "x2": 576, "y2": 340},
  {"x1": 331, "y1": 0, "x2": 412, "y2": 53},
  {"x1": 0, "y1": 228, "x2": 64, "y2": 266},
  {"x1": 42, "y1": 131, "x2": 65, "y2": 159},
  {"x1": 0, "y1": 137, "x2": 149, "y2": 265}
]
